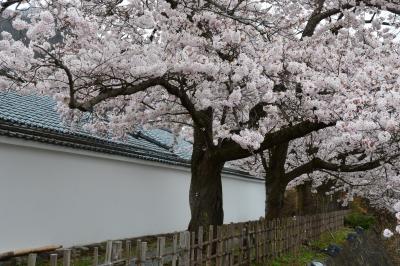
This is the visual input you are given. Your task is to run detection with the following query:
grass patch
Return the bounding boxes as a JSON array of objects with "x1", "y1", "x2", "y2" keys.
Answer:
[
  {"x1": 267, "y1": 226, "x2": 353, "y2": 266},
  {"x1": 268, "y1": 247, "x2": 326, "y2": 266},
  {"x1": 344, "y1": 212, "x2": 375, "y2": 230},
  {"x1": 312, "y1": 227, "x2": 353, "y2": 249}
]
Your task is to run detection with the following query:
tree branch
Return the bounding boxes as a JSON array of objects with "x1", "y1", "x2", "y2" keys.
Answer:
[
  {"x1": 284, "y1": 154, "x2": 399, "y2": 182},
  {"x1": 218, "y1": 120, "x2": 334, "y2": 161},
  {"x1": 69, "y1": 77, "x2": 165, "y2": 111},
  {"x1": 302, "y1": 0, "x2": 400, "y2": 38}
]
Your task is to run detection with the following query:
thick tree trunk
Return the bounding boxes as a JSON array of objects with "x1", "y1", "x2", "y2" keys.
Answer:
[
  {"x1": 297, "y1": 182, "x2": 313, "y2": 215},
  {"x1": 265, "y1": 179, "x2": 289, "y2": 220},
  {"x1": 188, "y1": 126, "x2": 224, "y2": 231},
  {"x1": 264, "y1": 143, "x2": 289, "y2": 220}
]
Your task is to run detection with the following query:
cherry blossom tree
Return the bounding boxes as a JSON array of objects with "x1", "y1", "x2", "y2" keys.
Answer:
[
  {"x1": 1, "y1": 0, "x2": 400, "y2": 229},
  {"x1": 236, "y1": 125, "x2": 400, "y2": 219}
]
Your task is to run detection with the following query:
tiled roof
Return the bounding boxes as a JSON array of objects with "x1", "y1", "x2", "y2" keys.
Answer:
[
  {"x1": 0, "y1": 92, "x2": 187, "y2": 165},
  {"x1": 0, "y1": 92, "x2": 259, "y2": 179},
  {"x1": 140, "y1": 129, "x2": 193, "y2": 161}
]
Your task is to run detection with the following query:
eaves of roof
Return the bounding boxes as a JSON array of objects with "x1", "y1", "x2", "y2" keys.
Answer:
[
  {"x1": 0, "y1": 92, "x2": 262, "y2": 181},
  {"x1": 0, "y1": 118, "x2": 189, "y2": 167},
  {"x1": 0, "y1": 118, "x2": 262, "y2": 181}
]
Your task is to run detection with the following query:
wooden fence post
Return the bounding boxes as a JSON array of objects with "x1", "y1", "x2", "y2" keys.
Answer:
[
  {"x1": 137, "y1": 242, "x2": 147, "y2": 266},
  {"x1": 271, "y1": 219, "x2": 277, "y2": 259},
  {"x1": 172, "y1": 234, "x2": 178, "y2": 266},
  {"x1": 27, "y1": 253, "x2": 37, "y2": 266},
  {"x1": 268, "y1": 220, "x2": 272, "y2": 260},
  {"x1": 179, "y1": 232, "x2": 185, "y2": 266},
  {"x1": 256, "y1": 222, "x2": 261, "y2": 263},
  {"x1": 179, "y1": 231, "x2": 190, "y2": 266},
  {"x1": 63, "y1": 249, "x2": 71, "y2": 266},
  {"x1": 191, "y1": 231, "x2": 195, "y2": 266},
  {"x1": 287, "y1": 218, "x2": 291, "y2": 253},
  {"x1": 157, "y1": 237, "x2": 165, "y2": 266},
  {"x1": 278, "y1": 219, "x2": 282, "y2": 256},
  {"x1": 197, "y1": 226, "x2": 203, "y2": 265},
  {"x1": 260, "y1": 221, "x2": 266, "y2": 262},
  {"x1": 216, "y1": 226, "x2": 222, "y2": 266},
  {"x1": 186, "y1": 231, "x2": 191, "y2": 266},
  {"x1": 125, "y1": 240, "x2": 131, "y2": 266},
  {"x1": 105, "y1": 240, "x2": 113, "y2": 264},
  {"x1": 50, "y1": 254, "x2": 57, "y2": 266},
  {"x1": 239, "y1": 224, "x2": 245, "y2": 265},
  {"x1": 223, "y1": 225, "x2": 231, "y2": 266},
  {"x1": 246, "y1": 224, "x2": 251, "y2": 265},
  {"x1": 136, "y1": 239, "x2": 142, "y2": 264},
  {"x1": 206, "y1": 225, "x2": 213, "y2": 266},
  {"x1": 93, "y1": 247, "x2": 99, "y2": 266},
  {"x1": 112, "y1": 241, "x2": 122, "y2": 261},
  {"x1": 228, "y1": 225, "x2": 234, "y2": 266}
]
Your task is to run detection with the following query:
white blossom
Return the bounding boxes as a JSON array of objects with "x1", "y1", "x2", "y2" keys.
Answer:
[{"x1": 383, "y1": 229, "x2": 394, "y2": 238}]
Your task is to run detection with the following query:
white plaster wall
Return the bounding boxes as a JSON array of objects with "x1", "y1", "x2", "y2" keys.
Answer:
[
  {"x1": 222, "y1": 177, "x2": 265, "y2": 223},
  {"x1": 0, "y1": 137, "x2": 264, "y2": 253}
]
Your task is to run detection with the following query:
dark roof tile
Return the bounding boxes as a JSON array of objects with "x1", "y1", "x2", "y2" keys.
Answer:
[{"x1": 0, "y1": 92, "x2": 259, "y2": 180}]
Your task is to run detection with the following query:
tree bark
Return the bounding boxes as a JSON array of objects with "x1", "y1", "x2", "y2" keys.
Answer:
[
  {"x1": 264, "y1": 143, "x2": 289, "y2": 220},
  {"x1": 265, "y1": 178, "x2": 290, "y2": 220},
  {"x1": 188, "y1": 125, "x2": 224, "y2": 231}
]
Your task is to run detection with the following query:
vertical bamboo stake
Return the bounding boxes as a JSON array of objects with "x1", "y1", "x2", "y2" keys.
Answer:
[
  {"x1": 246, "y1": 224, "x2": 251, "y2": 265},
  {"x1": 93, "y1": 247, "x2": 99, "y2": 266},
  {"x1": 191, "y1": 231, "x2": 195, "y2": 266},
  {"x1": 50, "y1": 254, "x2": 57, "y2": 266},
  {"x1": 289, "y1": 217, "x2": 294, "y2": 252},
  {"x1": 186, "y1": 231, "x2": 191, "y2": 266},
  {"x1": 278, "y1": 219, "x2": 281, "y2": 256},
  {"x1": 125, "y1": 240, "x2": 131, "y2": 266},
  {"x1": 288, "y1": 218, "x2": 292, "y2": 252},
  {"x1": 197, "y1": 226, "x2": 203, "y2": 265},
  {"x1": 221, "y1": 226, "x2": 227, "y2": 266},
  {"x1": 27, "y1": 254, "x2": 37, "y2": 266},
  {"x1": 179, "y1": 232, "x2": 185, "y2": 266},
  {"x1": 206, "y1": 225, "x2": 213, "y2": 266},
  {"x1": 136, "y1": 239, "x2": 142, "y2": 263},
  {"x1": 269, "y1": 220, "x2": 273, "y2": 260},
  {"x1": 224, "y1": 225, "x2": 231, "y2": 266},
  {"x1": 113, "y1": 241, "x2": 122, "y2": 260},
  {"x1": 216, "y1": 226, "x2": 222, "y2": 266},
  {"x1": 295, "y1": 216, "x2": 298, "y2": 252},
  {"x1": 105, "y1": 240, "x2": 113, "y2": 264},
  {"x1": 112, "y1": 242, "x2": 118, "y2": 261},
  {"x1": 271, "y1": 220, "x2": 277, "y2": 259},
  {"x1": 63, "y1": 249, "x2": 71, "y2": 266},
  {"x1": 228, "y1": 225, "x2": 234, "y2": 266},
  {"x1": 259, "y1": 221, "x2": 265, "y2": 262},
  {"x1": 267, "y1": 220, "x2": 272, "y2": 260},
  {"x1": 239, "y1": 225, "x2": 245, "y2": 265},
  {"x1": 283, "y1": 218, "x2": 287, "y2": 253},
  {"x1": 118, "y1": 241, "x2": 123, "y2": 260},
  {"x1": 255, "y1": 222, "x2": 260, "y2": 263},
  {"x1": 137, "y1": 242, "x2": 147, "y2": 266},
  {"x1": 279, "y1": 219, "x2": 283, "y2": 256},
  {"x1": 263, "y1": 221, "x2": 268, "y2": 262},
  {"x1": 179, "y1": 231, "x2": 190, "y2": 266},
  {"x1": 157, "y1": 237, "x2": 165, "y2": 266},
  {"x1": 172, "y1": 234, "x2": 178, "y2": 266}
]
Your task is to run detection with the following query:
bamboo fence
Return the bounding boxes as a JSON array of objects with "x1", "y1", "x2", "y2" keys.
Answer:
[{"x1": 15, "y1": 210, "x2": 350, "y2": 266}]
